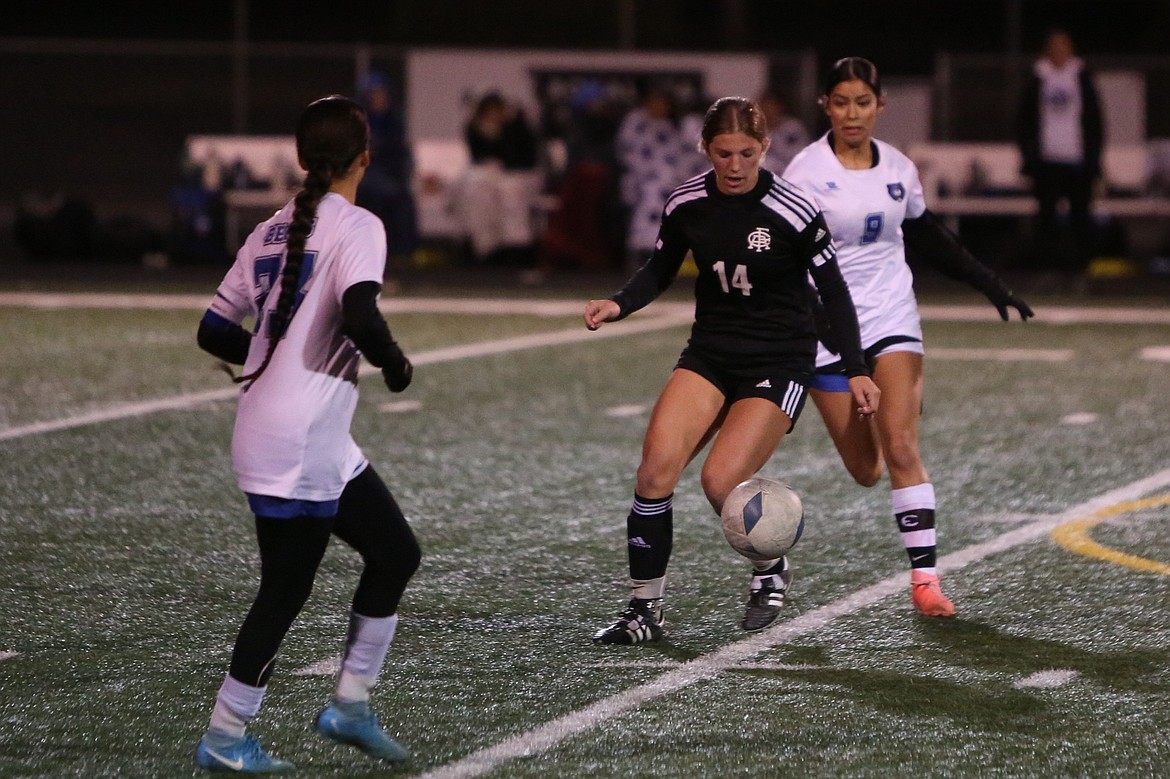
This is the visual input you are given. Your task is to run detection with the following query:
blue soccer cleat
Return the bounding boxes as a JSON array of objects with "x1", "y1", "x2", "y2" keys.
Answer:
[
  {"x1": 194, "y1": 729, "x2": 294, "y2": 773},
  {"x1": 314, "y1": 700, "x2": 410, "y2": 763}
]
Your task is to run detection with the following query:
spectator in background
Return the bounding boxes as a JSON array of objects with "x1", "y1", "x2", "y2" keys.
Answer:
[
  {"x1": 616, "y1": 84, "x2": 684, "y2": 272},
  {"x1": 534, "y1": 80, "x2": 623, "y2": 278},
  {"x1": 677, "y1": 92, "x2": 716, "y2": 180},
  {"x1": 355, "y1": 71, "x2": 419, "y2": 270},
  {"x1": 1016, "y1": 28, "x2": 1104, "y2": 275},
  {"x1": 456, "y1": 90, "x2": 541, "y2": 265},
  {"x1": 759, "y1": 89, "x2": 809, "y2": 174},
  {"x1": 167, "y1": 152, "x2": 226, "y2": 265}
]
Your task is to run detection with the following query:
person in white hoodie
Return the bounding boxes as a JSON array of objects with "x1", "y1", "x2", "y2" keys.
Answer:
[{"x1": 1016, "y1": 28, "x2": 1104, "y2": 274}]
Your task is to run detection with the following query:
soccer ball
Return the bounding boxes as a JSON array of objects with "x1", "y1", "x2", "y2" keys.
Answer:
[{"x1": 720, "y1": 477, "x2": 804, "y2": 562}]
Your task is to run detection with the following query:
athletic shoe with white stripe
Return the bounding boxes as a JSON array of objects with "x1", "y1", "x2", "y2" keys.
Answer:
[
  {"x1": 194, "y1": 729, "x2": 293, "y2": 773},
  {"x1": 593, "y1": 597, "x2": 665, "y2": 644},
  {"x1": 741, "y1": 556, "x2": 793, "y2": 632}
]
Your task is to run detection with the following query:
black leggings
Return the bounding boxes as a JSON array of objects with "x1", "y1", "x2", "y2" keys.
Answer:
[{"x1": 228, "y1": 464, "x2": 421, "y2": 687}]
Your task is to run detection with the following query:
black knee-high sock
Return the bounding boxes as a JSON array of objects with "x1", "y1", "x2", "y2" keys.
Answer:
[{"x1": 627, "y1": 493, "x2": 672, "y2": 599}]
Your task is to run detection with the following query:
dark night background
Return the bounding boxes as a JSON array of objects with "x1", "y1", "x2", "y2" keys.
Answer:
[
  {"x1": 4, "y1": 0, "x2": 1168, "y2": 270},
  {"x1": 7, "y1": 1, "x2": 1169, "y2": 73}
]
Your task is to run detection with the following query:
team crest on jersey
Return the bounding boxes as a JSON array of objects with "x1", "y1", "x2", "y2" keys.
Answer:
[
  {"x1": 747, "y1": 227, "x2": 771, "y2": 253},
  {"x1": 887, "y1": 183, "x2": 905, "y2": 201}
]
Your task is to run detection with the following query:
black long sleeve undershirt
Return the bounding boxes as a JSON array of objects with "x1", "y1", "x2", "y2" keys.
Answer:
[
  {"x1": 809, "y1": 258, "x2": 868, "y2": 377},
  {"x1": 340, "y1": 281, "x2": 406, "y2": 368},
  {"x1": 197, "y1": 314, "x2": 251, "y2": 365},
  {"x1": 902, "y1": 209, "x2": 1011, "y2": 299}
]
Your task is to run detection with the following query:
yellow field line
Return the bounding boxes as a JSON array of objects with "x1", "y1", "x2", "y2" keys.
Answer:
[{"x1": 1050, "y1": 494, "x2": 1170, "y2": 575}]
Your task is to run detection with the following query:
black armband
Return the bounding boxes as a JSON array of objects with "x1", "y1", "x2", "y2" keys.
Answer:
[{"x1": 197, "y1": 310, "x2": 251, "y2": 365}]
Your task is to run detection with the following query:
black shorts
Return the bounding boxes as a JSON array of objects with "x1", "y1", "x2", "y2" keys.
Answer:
[{"x1": 675, "y1": 347, "x2": 810, "y2": 429}]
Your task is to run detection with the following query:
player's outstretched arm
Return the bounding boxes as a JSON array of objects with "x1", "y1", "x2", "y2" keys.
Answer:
[
  {"x1": 584, "y1": 299, "x2": 622, "y2": 331},
  {"x1": 903, "y1": 209, "x2": 1034, "y2": 321}
]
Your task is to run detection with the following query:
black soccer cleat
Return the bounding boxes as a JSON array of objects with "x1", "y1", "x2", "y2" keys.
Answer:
[
  {"x1": 741, "y1": 556, "x2": 793, "y2": 632},
  {"x1": 593, "y1": 597, "x2": 665, "y2": 645}
]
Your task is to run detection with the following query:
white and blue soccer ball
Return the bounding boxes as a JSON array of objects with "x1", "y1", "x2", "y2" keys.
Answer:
[{"x1": 720, "y1": 477, "x2": 804, "y2": 562}]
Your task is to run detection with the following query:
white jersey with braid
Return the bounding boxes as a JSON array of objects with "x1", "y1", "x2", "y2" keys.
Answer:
[
  {"x1": 207, "y1": 192, "x2": 386, "y2": 501},
  {"x1": 783, "y1": 134, "x2": 926, "y2": 367}
]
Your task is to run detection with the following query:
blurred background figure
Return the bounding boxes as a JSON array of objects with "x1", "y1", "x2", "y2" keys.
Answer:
[
  {"x1": 167, "y1": 151, "x2": 227, "y2": 265},
  {"x1": 455, "y1": 90, "x2": 541, "y2": 266},
  {"x1": 355, "y1": 70, "x2": 420, "y2": 270},
  {"x1": 616, "y1": 83, "x2": 684, "y2": 272},
  {"x1": 759, "y1": 89, "x2": 809, "y2": 174},
  {"x1": 1016, "y1": 28, "x2": 1104, "y2": 275},
  {"x1": 677, "y1": 92, "x2": 716, "y2": 180},
  {"x1": 534, "y1": 79, "x2": 623, "y2": 278}
]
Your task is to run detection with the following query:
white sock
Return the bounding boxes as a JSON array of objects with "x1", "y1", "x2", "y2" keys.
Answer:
[
  {"x1": 891, "y1": 483, "x2": 935, "y2": 515},
  {"x1": 208, "y1": 675, "x2": 266, "y2": 738},
  {"x1": 631, "y1": 576, "x2": 667, "y2": 601},
  {"x1": 335, "y1": 613, "x2": 398, "y2": 704}
]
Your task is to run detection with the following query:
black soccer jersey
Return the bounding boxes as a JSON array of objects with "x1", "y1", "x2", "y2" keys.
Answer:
[{"x1": 610, "y1": 168, "x2": 867, "y2": 377}]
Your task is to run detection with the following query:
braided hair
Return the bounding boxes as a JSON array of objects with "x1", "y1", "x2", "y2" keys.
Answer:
[{"x1": 235, "y1": 95, "x2": 370, "y2": 390}]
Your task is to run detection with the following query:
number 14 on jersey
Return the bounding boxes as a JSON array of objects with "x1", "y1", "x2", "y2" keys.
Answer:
[{"x1": 713, "y1": 261, "x2": 753, "y2": 296}]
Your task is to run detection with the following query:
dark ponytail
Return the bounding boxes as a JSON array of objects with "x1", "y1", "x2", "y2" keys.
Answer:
[{"x1": 236, "y1": 95, "x2": 369, "y2": 390}]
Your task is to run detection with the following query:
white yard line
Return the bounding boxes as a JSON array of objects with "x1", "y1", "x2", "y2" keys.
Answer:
[
  {"x1": 0, "y1": 292, "x2": 678, "y2": 318},
  {"x1": 0, "y1": 388, "x2": 241, "y2": 442},
  {"x1": 1, "y1": 292, "x2": 1168, "y2": 324},
  {"x1": 1, "y1": 297, "x2": 1165, "y2": 443},
  {"x1": 1014, "y1": 669, "x2": 1080, "y2": 689},
  {"x1": 0, "y1": 309, "x2": 692, "y2": 442},
  {"x1": 416, "y1": 467, "x2": 1170, "y2": 779},
  {"x1": 930, "y1": 348, "x2": 1073, "y2": 362},
  {"x1": 917, "y1": 304, "x2": 1170, "y2": 324}
]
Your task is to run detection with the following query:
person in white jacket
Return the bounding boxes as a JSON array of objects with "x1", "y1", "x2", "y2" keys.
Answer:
[{"x1": 1016, "y1": 28, "x2": 1104, "y2": 274}]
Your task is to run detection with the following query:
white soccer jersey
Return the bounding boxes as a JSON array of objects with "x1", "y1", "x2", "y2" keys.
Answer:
[
  {"x1": 783, "y1": 134, "x2": 926, "y2": 367},
  {"x1": 207, "y1": 192, "x2": 386, "y2": 501}
]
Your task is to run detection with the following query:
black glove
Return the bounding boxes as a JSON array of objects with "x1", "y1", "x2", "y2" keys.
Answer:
[
  {"x1": 988, "y1": 289, "x2": 1034, "y2": 322},
  {"x1": 382, "y1": 356, "x2": 413, "y2": 393}
]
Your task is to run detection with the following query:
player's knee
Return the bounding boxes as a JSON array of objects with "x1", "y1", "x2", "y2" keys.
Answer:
[
  {"x1": 847, "y1": 462, "x2": 884, "y2": 488},
  {"x1": 399, "y1": 533, "x2": 422, "y2": 578},
  {"x1": 256, "y1": 574, "x2": 316, "y2": 620},
  {"x1": 699, "y1": 470, "x2": 737, "y2": 515},
  {"x1": 882, "y1": 437, "x2": 920, "y2": 474},
  {"x1": 364, "y1": 532, "x2": 421, "y2": 585},
  {"x1": 635, "y1": 462, "x2": 681, "y2": 499}
]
